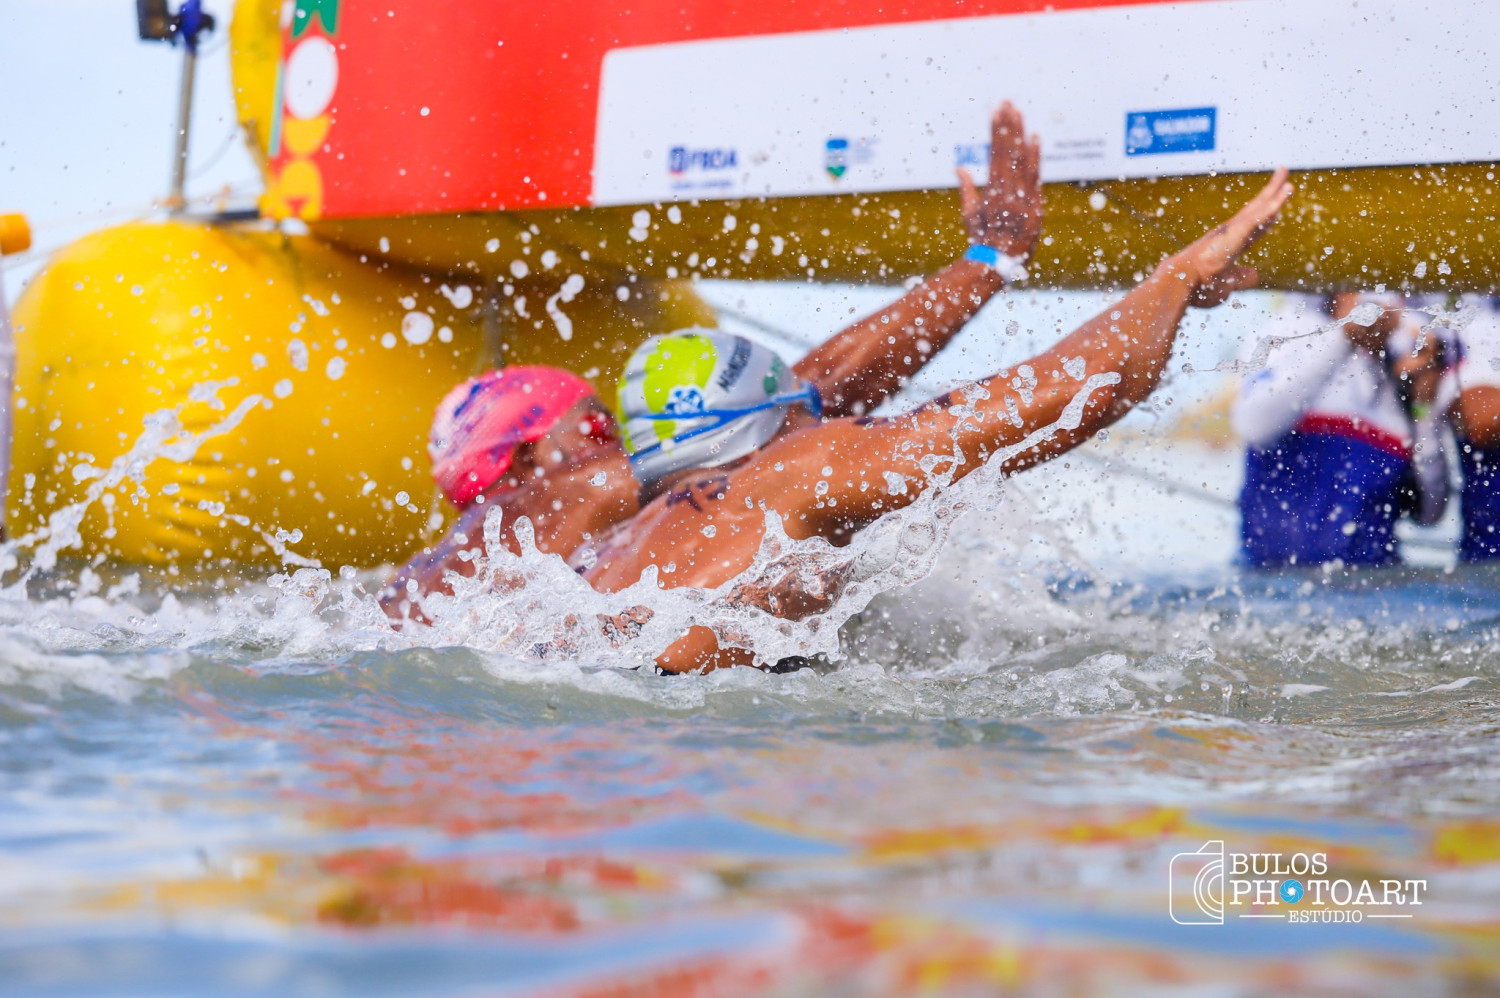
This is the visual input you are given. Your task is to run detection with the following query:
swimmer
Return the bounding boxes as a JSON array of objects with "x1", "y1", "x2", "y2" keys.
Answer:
[
  {"x1": 1232, "y1": 292, "x2": 1452, "y2": 568},
  {"x1": 582, "y1": 137, "x2": 1296, "y2": 672},
  {"x1": 382, "y1": 102, "x2": 1045, "y2": 619}
]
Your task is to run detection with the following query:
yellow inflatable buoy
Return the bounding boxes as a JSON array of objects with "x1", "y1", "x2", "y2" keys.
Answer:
[{"x1": 8, "y1": 220, "x2": 713, "y2": 568}]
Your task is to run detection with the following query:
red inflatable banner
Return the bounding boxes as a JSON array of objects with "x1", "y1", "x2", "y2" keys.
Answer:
[
  {"x1": 258, "y1": 0, "x2": 1179, "y2": 219},
  {"x1": 259, "y1": 0, "x2": 1500, "y2": 221}
]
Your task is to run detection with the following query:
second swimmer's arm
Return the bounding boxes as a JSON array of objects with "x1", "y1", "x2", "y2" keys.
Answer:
[
  {"x1": 787, "y1": 169, "x2": 1294, "y2": 538},
  {"x1": 793, "y1": 101, "x2": 1042, "y2": 417},
  {"x1": 793, "y1": 259, "x2": 1004, "y2": 417}
]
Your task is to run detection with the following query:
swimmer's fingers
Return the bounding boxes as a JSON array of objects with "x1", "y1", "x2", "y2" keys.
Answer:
[
  {"x1": 961, "y1": 100, "x2": 1042, "y2": 257},
  {"x1": 988, "y1": 102, "x2": 1040, "y2": 201},
  {"x1": 1224, "y1": 168, "x2": 1294, "y2": 256},
  {"x1": 1180, "y1": 168, "x2": 1292, "y2": 280},
  {"x1": 993, "y1": 101, "x2": 1041, "y2": 194},
  {"x1": 1024, "y1": 132, "x2": 1042, "y2": 193},
  {"x1": 989, "y1": 102, "x2": 1024, "y2": 190},
  {"x1": 957, "y1": 167, "x2": 982, "y2": 242}
]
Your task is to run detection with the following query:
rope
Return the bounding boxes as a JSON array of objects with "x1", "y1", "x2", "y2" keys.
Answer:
[
  {"x1": 1, "y1": 185, "x2": 263, "y2": 271},
  {"x1": 187, "y1": 124, "x2": 246, "y2": 180}
]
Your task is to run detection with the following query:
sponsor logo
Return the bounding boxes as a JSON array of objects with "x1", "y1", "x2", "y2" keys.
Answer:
[
  {"x1": 1169, "y1": 840, "x2": 1426, "y2": 926},
  {"x1": 663, "y1": 386, "x2": 706, "y2": 417},
  {"x1": 1126, "y1": 106, "x2": 1216, "y2": 156},
  {"x1": 763, "y1": 356, "x2": 786, "y2": 396},
  {"x1": 954, "y1": 142, "x2": 989, "y2": 170},
  {"x1": 668, "y1": 146, "x2": 738, "y2": 175},
  {"x1": 957, "y1": 136, "x2": 1106, "y2": 170},
  {"x1": 825, "y1": 136, "x2": 877, "y2": 180},
  {"x1": 716, "y1": 338, "x2": 752, "y2": 392},
  {"x1": 825, "y1": 138, "x2": 849, "y2": 178}
]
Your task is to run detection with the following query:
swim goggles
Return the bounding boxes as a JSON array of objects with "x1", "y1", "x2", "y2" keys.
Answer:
[{"x1": 627, "y1": 381, "x2": 823, "y2": 457}]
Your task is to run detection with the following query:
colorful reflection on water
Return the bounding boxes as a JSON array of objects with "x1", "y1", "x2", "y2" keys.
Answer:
[{"x1": 4, "y1": 633, "x2": 1499, "y2": 994}]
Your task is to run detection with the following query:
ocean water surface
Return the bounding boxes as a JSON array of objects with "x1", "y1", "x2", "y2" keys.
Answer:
[{"x1": 1, "y1": 438, "x2": 1497, "y2": 996}]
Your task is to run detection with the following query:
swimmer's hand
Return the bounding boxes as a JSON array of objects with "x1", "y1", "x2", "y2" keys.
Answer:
[
  {"x1": 1171, "y1": 167, "x2": 1294, "y2": 308},
  {"x1": 726, "y1": 559, "x2": 854, "y2": 619},
  {"x1": 598, "y1": 605, "x2": 654, "y2": 645},
  {"x1": 957, "y1": 101, "x2": 1043, "y2": 260}
]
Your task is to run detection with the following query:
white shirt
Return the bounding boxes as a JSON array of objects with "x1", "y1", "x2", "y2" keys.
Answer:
[
  {"x1": 1232, "y1": 295, "x2": 1448, "y2": 525},
  {"x1": 1436, "y1": 295, "x2": 1500, "y2": 413}
]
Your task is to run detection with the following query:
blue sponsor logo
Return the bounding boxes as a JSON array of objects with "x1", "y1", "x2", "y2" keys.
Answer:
[
  {"x1": 668, "y1": 146, "x2": 738, "y2": 175},
  {"x1": 1125, "y1": 107, "x2": 1216, "y2": 156},
  {"x1": 954, "y1": 142, "x2": 989, "y2": 169},
  {"x1": 825, "y1": 138, "x2": 849, "y2": 179},
  {"x1": 825, "y1": 135, "x2": 877, "y2": 180}
]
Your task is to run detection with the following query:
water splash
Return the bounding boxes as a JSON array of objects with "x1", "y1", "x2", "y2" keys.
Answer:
[
  {"x1": 401, "y1": 372, "x2": 1127, "y2": 669},
  {"x1": 2, "y1": 381, "x2": 263, "y2": 575}
]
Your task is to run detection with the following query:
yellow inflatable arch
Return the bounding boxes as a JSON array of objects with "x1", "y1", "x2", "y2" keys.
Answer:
[{"x1": 8, "y1": 222, "x2": 711, "y2": 567}]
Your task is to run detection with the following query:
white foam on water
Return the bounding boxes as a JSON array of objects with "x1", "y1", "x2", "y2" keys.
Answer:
[{"x1": 0, "y1": 349, "x2": 1490, "y2": 731}]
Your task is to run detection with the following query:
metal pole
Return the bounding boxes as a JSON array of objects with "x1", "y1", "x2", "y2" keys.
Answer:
[{"x1": 168, "y1": 45, "x2": 197, "y2": 214}]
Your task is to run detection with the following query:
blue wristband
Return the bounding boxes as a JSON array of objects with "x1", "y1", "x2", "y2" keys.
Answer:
[{"x1": 964, "y1": 244, "x2": 1028, "y2": 283}]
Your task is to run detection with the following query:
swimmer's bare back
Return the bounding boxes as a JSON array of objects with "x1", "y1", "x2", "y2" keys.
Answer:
[{"x1": 585, "y1": 167, "x2": 1295, "y2": 672}]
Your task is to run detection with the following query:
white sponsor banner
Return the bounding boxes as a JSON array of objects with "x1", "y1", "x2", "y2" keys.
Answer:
[{"x1": 593, "y1": 0, "x2": 1500, "y2": 206}]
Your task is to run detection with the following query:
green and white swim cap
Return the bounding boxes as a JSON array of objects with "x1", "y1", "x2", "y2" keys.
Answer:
[{"x1": 616, "y1": 328, "x2": 821, "y2": 488}]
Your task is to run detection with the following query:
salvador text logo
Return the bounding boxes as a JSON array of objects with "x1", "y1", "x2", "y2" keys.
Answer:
[
  {"x1": 1169, "y1": 840, "x2": 1426, "y2": 925},
  {"x1": 1126, "y1": 107, "x2": 1216, "y2": 156}
]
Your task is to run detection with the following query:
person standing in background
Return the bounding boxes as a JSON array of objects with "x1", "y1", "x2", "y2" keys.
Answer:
[
  {"x1": 1232, "y1": 292, "x2": 1451, "y2": 569},
  {"x1": 1435, "y1": 296, "x2": 1500, "y2": 561}
]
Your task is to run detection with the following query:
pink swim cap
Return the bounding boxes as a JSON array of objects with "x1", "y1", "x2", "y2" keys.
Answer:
[{"x1": 428, "y1": 366, "x2": 595, "y2": 506}]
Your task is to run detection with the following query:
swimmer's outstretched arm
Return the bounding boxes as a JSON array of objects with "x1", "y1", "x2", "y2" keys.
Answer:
[
  {"x1": 780, "y1": 169, "x2": 1294, "y2": 534},
  {"x1": 792, "y1": 102, "x2": 1042, "y2": 417},
  {"x1": 648, "y1": 171, "x2": 1292, "y2": 673}
]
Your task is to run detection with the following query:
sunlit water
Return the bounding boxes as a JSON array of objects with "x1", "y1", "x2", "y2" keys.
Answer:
[{"x1": 2, "y1": 426, "x2": 1497, "y2": 998}]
